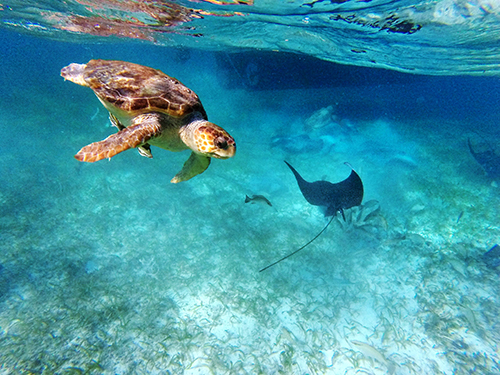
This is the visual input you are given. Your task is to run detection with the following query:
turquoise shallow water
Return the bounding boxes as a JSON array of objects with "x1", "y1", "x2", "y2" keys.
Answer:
[{"x1": 1, "y1": 22, "x2": 500, "y2": 375}]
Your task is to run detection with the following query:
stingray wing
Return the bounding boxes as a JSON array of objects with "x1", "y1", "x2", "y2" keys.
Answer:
[
  {"x1": 285, "y1": 161, "x2": 364, "y2": 216},
  {"x1": 468, "y1": 138, "x2": 500, "y2": 178}
]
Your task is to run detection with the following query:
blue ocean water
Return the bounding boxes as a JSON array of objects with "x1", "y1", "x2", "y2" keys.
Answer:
[{"x1": 1, "y1": 4, "x2": 500, "y2": 373}]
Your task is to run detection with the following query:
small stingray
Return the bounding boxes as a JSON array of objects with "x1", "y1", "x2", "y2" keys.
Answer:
[
  {"x1": 468, "y1": 137, "x2": 500, "y2": 179},
  {"x1": 259, "y1": 161, "x2": 363, "y2": 272}
]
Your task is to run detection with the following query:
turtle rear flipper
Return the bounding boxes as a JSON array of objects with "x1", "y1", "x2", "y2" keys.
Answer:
[
  {"x1": 109, "y1": 113, "x2": 153, "y2": 159},
  {"x1": 171, "y1": 152, "x2": 211, "y2": 183},
  {"x1": 137, "y1": 144, "x2": 153, "y2": 159},
  {"x1": 76, "y1": 114, "x2": 162, "y2": 162}
]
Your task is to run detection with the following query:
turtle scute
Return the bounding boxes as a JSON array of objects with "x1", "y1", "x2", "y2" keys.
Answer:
[
  {"x1": 62, "y1": 59, "x2": 235, "y2": 183},
  {"x1": 83, "y1": 60, "x2": 206, "y2": 118}
]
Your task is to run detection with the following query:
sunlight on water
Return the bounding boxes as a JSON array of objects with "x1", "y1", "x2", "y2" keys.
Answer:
[{"x1": 2, "y1": 0, "x2": 500, "y2": 75}]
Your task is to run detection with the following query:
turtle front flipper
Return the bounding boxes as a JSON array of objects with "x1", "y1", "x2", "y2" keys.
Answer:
[
  {"x1": 171, "y1": 152, "x2": 211, "y2": 183},
  {"x1": 75, "y1": 113, "x2": 162, "y2": 162},
  {"x1": 109, "y1": 113, "x2": 153, "y2": 159}
]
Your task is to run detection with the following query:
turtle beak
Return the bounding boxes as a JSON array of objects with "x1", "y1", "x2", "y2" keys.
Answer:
[{"x1": 212, "y1": 136, "x2": 236, "y2": 159}]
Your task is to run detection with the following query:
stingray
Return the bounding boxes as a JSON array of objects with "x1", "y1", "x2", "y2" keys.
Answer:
[
  {"x1": 259, "y1": 161, "x2": 363, "y2": 272},
  {"x1": 468, "y1": 138, "x2": 500, "y2": 179}
]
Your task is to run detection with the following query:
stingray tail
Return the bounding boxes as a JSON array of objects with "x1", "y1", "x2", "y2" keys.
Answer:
[{"x1": 259, "y1": 215, "x2": 335, "y2": 272}]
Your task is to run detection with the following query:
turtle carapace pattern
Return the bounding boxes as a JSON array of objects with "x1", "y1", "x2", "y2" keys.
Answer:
[{"x1": 61, "y1": 59, "x2": 236, "y2": 183}]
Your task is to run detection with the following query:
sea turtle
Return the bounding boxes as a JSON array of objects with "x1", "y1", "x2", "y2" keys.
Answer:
[{"x1": 61, "y1": 59, "x2": 236, "y2": 183}]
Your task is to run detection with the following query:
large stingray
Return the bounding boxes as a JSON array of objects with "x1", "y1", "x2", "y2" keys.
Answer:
[
  {"x1": 468, "y1": 138, "x2": 500, "y2": 179},
  {"x1": 260, "y1": 161, "x2": 363, "y2": 272}
]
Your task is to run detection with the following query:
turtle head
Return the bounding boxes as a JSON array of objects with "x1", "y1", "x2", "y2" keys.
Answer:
[
  {"x1": 61, "y1": 63, "x2": 89, "y2": 87},
  {"x1": 188, "y1": 121, "x2": 236, "y2": 159}
]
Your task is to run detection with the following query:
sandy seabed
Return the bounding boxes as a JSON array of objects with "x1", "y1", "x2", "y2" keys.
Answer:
[{"x1": 0, "y1": 69, "x2": 499, "y2": 374}]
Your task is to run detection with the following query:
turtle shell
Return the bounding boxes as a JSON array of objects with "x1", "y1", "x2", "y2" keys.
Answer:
[{"x1": 83, "y1": 59, "x2": 207, "y2": 119}]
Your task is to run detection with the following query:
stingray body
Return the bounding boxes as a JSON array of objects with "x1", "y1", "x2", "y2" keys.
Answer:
[
  {"x1": 285, "y1": 161, "x2": 363, "y2": 217},
  {"x1": 260, "y1": 161, "x2": 363, "y2": 272}
]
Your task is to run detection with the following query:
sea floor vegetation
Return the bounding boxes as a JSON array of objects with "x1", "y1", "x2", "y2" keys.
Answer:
[{"x1": 0, "y1": 84, "x2": 499, "y2": 374}]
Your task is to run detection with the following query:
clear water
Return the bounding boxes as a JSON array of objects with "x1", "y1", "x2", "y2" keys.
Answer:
[{"x1": 1, "y1": 2, "x2": 500, "y2": 374}]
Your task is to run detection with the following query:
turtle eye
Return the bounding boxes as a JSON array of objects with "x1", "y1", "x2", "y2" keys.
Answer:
[{"x1": 215, "y1": 137, "x2": 228, "y2": 150}]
